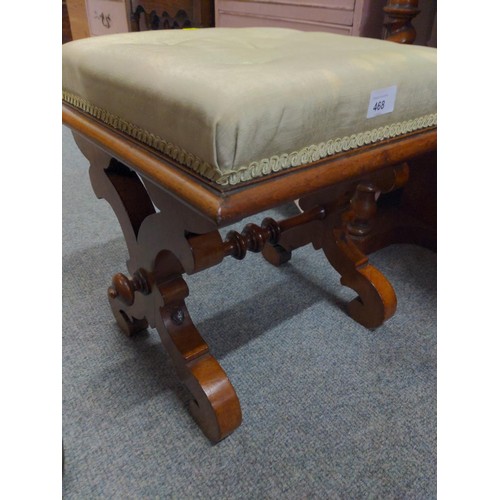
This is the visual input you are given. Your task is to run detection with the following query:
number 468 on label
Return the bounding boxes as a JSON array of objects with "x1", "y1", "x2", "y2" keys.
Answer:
[{"x1": 367, "y1": 85, "x2": 397, "y2": 118}]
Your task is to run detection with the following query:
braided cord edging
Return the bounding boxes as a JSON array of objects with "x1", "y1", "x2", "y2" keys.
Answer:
[
  {"x1": 222, "y1": 113, "x2": 437, "y2": 186},
  {"x1": 62, "y1": 91, "x2": 220, "y2": 181},
  {"x1": 63, "y1": 91, "x2": 436, "y2": 186}
]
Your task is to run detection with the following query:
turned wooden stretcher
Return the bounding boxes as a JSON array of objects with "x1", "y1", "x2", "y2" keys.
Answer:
[{"x1": 62, "y1": 1, "x2": 436, "y2": 442}]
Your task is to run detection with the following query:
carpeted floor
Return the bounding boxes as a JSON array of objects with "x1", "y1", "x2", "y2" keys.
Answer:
[{"x1": 62, "y1": 126, "x2": 436, "y2": 499}]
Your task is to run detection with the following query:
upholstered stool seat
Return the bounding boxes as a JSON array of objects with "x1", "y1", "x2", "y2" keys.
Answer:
[
  {"x1": 62, "y1": 27, "x2": 436, "y2": 186},
  {"x1": 62, "y1": 25, "x2": 437, "y2": 442}
]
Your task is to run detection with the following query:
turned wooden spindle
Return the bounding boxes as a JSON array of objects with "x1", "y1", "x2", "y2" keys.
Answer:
[
  {"x1": 222, "y1": 206, "x2": 325, "y2": 260},
  {"x1": 108, "y1": 269, "x2": 150, "y2": 306},
  {"x1": 347, "y1": 183, "x2": 378, "y2": 237},
  {"x1": 384, "y1": 0, "x2": 420, "y2": 44}
]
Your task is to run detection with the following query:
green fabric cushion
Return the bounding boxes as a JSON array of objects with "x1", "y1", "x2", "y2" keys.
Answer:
[{"x1": 62, "y1": 27, "x2": 436, "y2": 186}]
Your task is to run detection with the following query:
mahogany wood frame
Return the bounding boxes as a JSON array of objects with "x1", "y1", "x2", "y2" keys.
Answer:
[{"x1": 62, "y1": 0, "x2": 436, "y2": 442}]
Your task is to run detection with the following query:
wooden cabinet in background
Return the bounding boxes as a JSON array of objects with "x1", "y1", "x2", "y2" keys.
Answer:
[
  {"x1": 214, "y1": 0, "x2": 388, "y2": 38},
  {"x1": 64, "y1": 0, "x2": 435, "y2": 46},
  {"x1": 215, "y1": 0, "x2": 436, "y2": 45},
  {"x1": 65, "y1": 0, "x2": 214, "y2": 41}
]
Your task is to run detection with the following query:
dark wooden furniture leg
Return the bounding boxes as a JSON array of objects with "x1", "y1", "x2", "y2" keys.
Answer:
[
  {"x1": 74, "y1": 134, "x2": 242, "y2": 442},
  {"x1": 262, "y1": 159, "x2": 436, "y2": 328}
]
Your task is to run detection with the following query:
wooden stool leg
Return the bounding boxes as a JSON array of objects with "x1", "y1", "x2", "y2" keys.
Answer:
[
  {"x1": 73, "y1": 133, "x2": 242, "y2": 442},
  {"x1": 321, "y1": 227, "x2": 397, "y2": 329},
  {"x1": 107, "y1": 262, "x2": 242, "y2": 442},
  {"x1": 292, "y1": 166, "x2": 409, "y2": 328},
  {"x1": 153, "y1": 271, "x2": 241, "y2": 442}
]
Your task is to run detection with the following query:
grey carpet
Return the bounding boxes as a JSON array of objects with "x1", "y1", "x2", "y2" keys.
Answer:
[{"x1": 62, "y1": 126, "x2": 436, "y2": 499}]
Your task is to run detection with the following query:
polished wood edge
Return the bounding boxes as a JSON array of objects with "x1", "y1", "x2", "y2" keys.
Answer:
[
  {"x1": 63, "y1": 103, "x2": 436, "y2": 227},
  {"x1": 63, "y1": 104, "x2": 224, "y2": 222},
  {"x1": 219, "y1": 129, "x2": 436, "y2": 224}
]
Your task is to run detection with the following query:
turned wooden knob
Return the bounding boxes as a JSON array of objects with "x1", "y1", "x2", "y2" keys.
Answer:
[{"x1": 108, "y1": 270, "x2": 150, "y2": 306}]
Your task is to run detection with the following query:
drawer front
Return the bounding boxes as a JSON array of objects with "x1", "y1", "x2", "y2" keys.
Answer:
[
  {"x1": 216, "y1": 12, "x2": 353, "y2": 34},
  {"x1": 216, "y1": 0, "x2": 355, "y2": 33},
  {"x1": 222, "y1": 0, "x2": 355, "y2": 9}
]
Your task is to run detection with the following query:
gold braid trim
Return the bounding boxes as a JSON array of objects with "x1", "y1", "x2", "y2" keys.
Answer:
[
  {"x1": 63, "y1": 91, "x2": 436, "y2": 186},
  {"x1": 62, "y1": 91, "x2": 220, "y2": 181}
]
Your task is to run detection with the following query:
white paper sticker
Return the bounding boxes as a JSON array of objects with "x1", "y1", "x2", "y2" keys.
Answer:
[{"x1": 367, "y1": 85, "x2": 397, "y2": 119}]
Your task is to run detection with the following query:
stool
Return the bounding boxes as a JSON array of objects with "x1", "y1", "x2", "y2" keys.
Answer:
[{"x1": 62, "y1": 27, "x2": 436, "y2": 442}]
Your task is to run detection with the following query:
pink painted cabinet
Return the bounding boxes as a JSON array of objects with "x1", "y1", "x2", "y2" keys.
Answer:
[{"x1": 214, "y1": 0, "x2": 388, "y2": 38}]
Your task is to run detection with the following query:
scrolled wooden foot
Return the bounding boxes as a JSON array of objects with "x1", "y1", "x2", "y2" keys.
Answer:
[
  {"x1": 185, "y1": 354, "x2": 242, "y2": 442},
  {"x1": 155, "y1": 274, "x2": 242, "y2": 442},
  {"x1": 323, "y1": 229, "x2": 397, "y2": 329},
  {"x1": 109, "y1": 302, "x2": 149, "y2": 336},
  {"x1": 341, "y1": 261, "x2": 397, "y2": 329}
]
